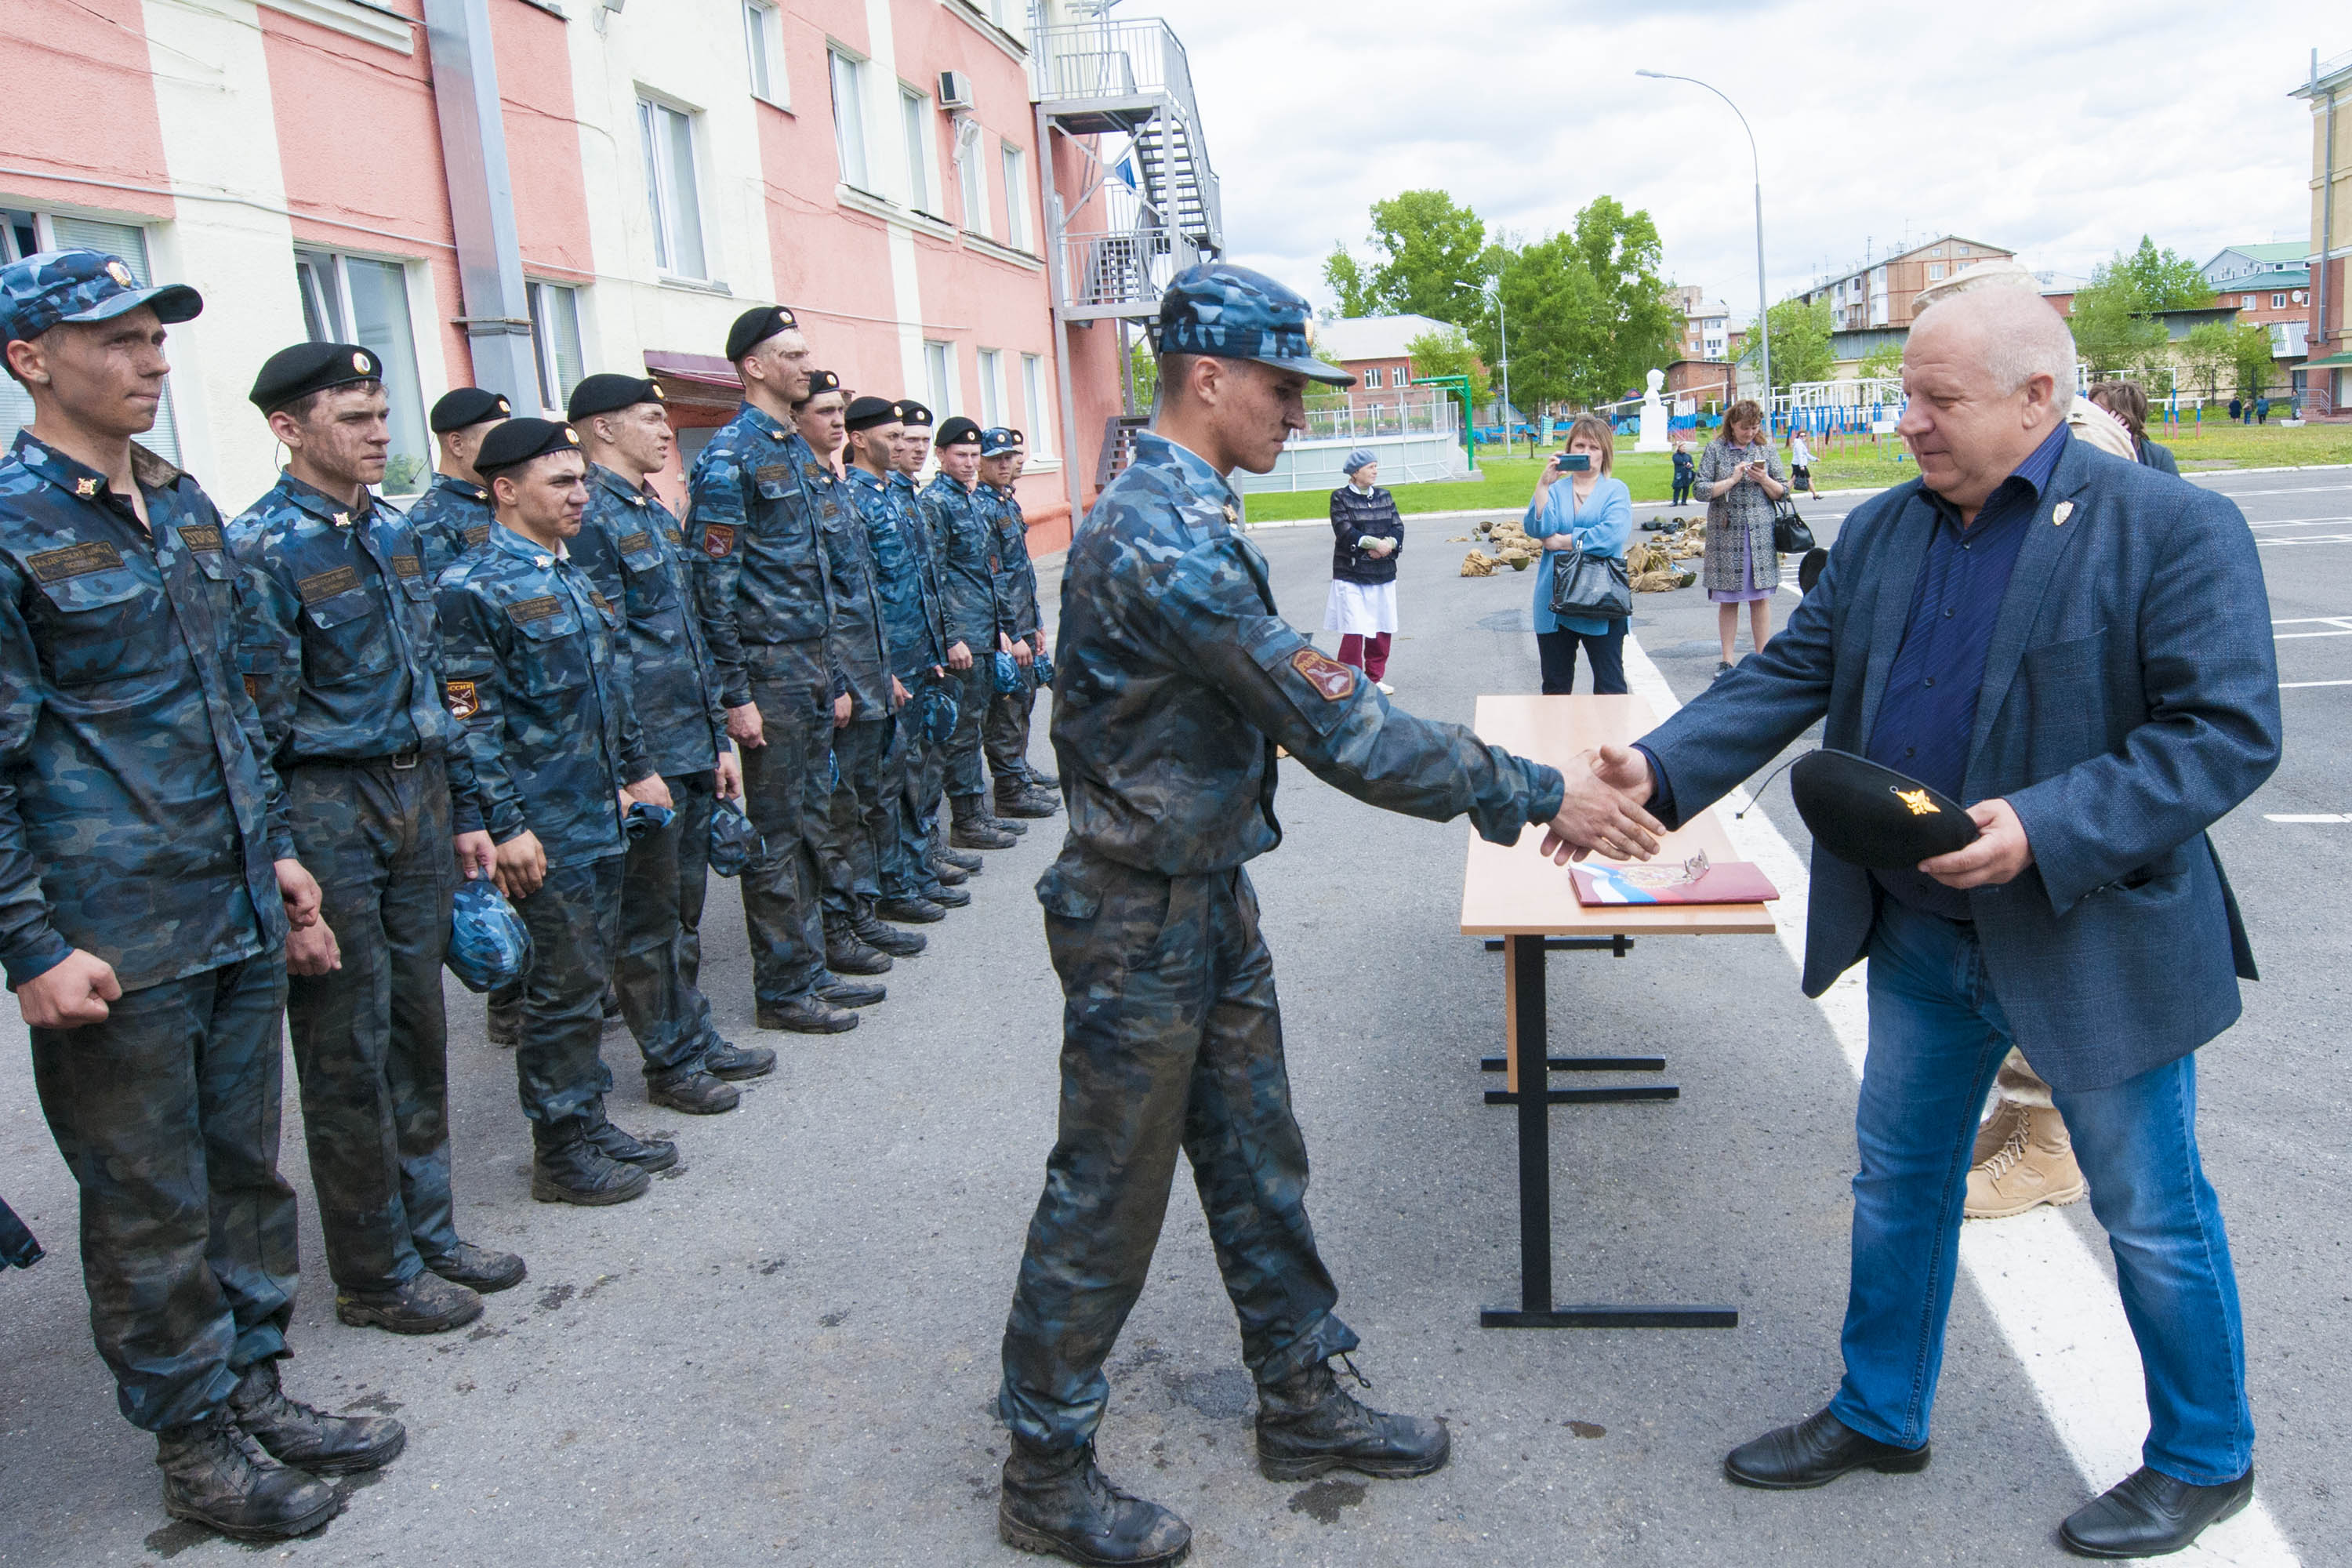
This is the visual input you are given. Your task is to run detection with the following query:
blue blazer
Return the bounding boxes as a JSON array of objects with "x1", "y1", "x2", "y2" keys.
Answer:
[
  {"x1": 1639, "y1": 439, "x2": 2278, "y2": 1091},
  {"x1": 1525, "y1": 475, "x2": 1632, "y2": 636}
]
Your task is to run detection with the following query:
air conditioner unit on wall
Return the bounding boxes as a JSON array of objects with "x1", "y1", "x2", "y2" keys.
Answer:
[{"x1": 938, "y1": 71, "x2": 975, "y2": 111}]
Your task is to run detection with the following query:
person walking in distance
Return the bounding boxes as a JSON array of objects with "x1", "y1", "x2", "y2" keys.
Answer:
[{"x1": 1323, "y1": 448, "x2": 1403, "y2": 693}]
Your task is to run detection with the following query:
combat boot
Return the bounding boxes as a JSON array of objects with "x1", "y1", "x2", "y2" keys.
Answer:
[
  {"x1": 951, "y1": 795, "x2": 1018, "y2": 850},
  {"x1": 998, "y1": 1437, "x2": 1191, "y2": 1566},
  {"x1": 757, "y1": 996, "x2": 859, "y2": 1034},
  {"x1": 994, "y1": 782, "x2": 1059, "y2": 819},
  {"x1": 1025, "y1": 764, "x2": 1061, "y2": 791},
  {"x1": 157, "y1": 1413, "x2": 343, "y2": 1542},
  {"x1": 423, "y1": 1241, "x2": 527, "y2": 1294},
  {"x1": 485, "y1": 997, "x2": 520, "y2": 1047},
  {"x1": 531, "y1": 1120, "x2": 652, "y2": 1206},
  {"x1": 817, "y1": 976, "x2": 887, "y2": 1008},
  {"x1": 228, "y1": 1359, "x2": 407, "y2": 1475},
  {"x1": 583, "y1": 1108, "x2": 678, "y2": 1171},
  {"x1": 875, "y1": 895, "x2": 946, "y2": 924},
  {"x1": 852, "y1": 913, "x2": 928, "y2": 956},
  {"x1": 935, "y1": 844, "x2": 985, "y2": 874},
  {"x1": 1254, "y1": 1359, "x2": 1450, "y2": 1482},
  {"x1": 926, "y1": 881, "x2": 972, "y2": 909},
  {"x1": 647, "y1": 1066, "x2": 740, "y2": 1116},
  {"x1": 930, "y1": 856, "x2": 971, "y2": 887},
  {"x1": 1965, "y1": 1104, "x2": 2086, "y2": 1219},
  {"x1": 700, "y1": 1038, "x2": 778, "y2": 1080},
  {"x1": 334, "y1": 1270, "x2": 481, "y2": 1334},
  {"x1": 825, "y1": 923, "x2": 894, "y2": 975}
]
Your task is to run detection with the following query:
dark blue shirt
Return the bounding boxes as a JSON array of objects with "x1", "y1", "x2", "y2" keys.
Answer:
[{"x1": 1867, "y1": 423, "x2": 2068, "y2": 919}]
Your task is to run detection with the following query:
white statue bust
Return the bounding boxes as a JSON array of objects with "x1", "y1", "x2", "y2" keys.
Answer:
[
  {"x1": 1644, "y1": 367, "x2": 1666, "y2": 403},
  {"x1": 1636, "y1": 367, "x2": 1669, "y2": 452}
]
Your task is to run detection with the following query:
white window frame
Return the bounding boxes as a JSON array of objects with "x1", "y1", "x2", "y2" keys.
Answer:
[
  {"x1": 976, "y1": 347, "x2": 1005, "y2": 428},
  {"x1": 292, "y1": 245, "x2": 430, "y2": 495},
  {"x1": 2, "y1": 209, "x2": 189, "y2": 468},
  {"x1": 526, "y1": 279, "x2": 586, "y2": 416},
  {"x1": 1000, "y1": 140, "x2": 1029, "y2": 251},
  {"x1": 2272, "y1": 292, "x2": 2288, "y2": 310},
  {"x1": 743, "y1": 0, "x2": 786, "y2": 107},
  {"x1": 955, "y1": 119, "x2": 988, "y2": 236},
  {"x1": 900, "y1": 87, "x2": 938, "y2": 215},
  {"x1": 1363, "y1": 367, "x2": 1383, "y2": 390},
  {"x1": 637, "y1": 97, "x2": 710, "y2": 281},
  {"x1": 1926, "y1": 263, "x2": 1944, "y2": 281},
  {"x1": 1021, "y1": 353, "x2": 1054, "y2": 457},
  {"x1": 923, "y1": 339, "x2": 956, "y2": 417},
  {"x1": 829, "y1": 48, "x2": 872, "y2": 194}
]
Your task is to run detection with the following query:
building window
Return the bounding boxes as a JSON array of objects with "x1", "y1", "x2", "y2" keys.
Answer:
[
  {"x1": 1957, "y1": 244, "x2": 1971, "y2": 256},
  {"x1": 1, "y1": 209, "x2": 187, "y2": 469},
  {"x1": 901, "y1": 89, "x2": 936, "y2": 213},
  {"x1": 956, "y1": 122, "x2": 987, "y2": 235},
  {"x1": 1363, "y1": 367, "x2": 1383, "y2": 390},
  {"x1": 829, "y1": 49, "x2": 870, "y2": 192},
  {"x1": 743, "y1": 1, "x2": 784, "y2": 105},
  {"x1": 976, "y1": 348, "x2": 1005, "y2": 427},
  {"x1": 2272, "y1": 292, "x2": 2288, "y2": 310},
  {"x1": 923, "y1": 339, "x2": 956, "y2": 416},
  {"x1": 526, "y1": 280, "x2": 586, "y2": 415},
  {"x1": 1000, "y1": 141, "x2": 1029, "y2": 250},
  {"x1": 2242, "y1": 295, "x2": 2256, "y2": 310},
  {"x1": 637, "y1": 99, "x2": 708, "y2": 280},
  {"x1": 293, "y1": 247, "x2": 429, "y2": 495},
  {"x1": 1929, "y1": 245, "x2": 1944, "y2": 257},
  {"x1": 1926, "y1": 263, "x2": 1945, "y2": 281},
  {"x1": 1021, "y1": 353, "x2": 1053, "y2": 455}
]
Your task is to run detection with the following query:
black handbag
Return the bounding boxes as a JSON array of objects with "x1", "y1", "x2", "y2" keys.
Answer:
[
  {"x1": 1772, "y1": 498, "x2": 1815, "y2": 554},
  {"x1": 1548, "y1": 539, "x2": 1632, "y2": 622}
]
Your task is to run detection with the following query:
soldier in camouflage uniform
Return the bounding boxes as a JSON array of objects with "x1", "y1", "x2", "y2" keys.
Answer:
[
  {"x1": 978, "y1": 426, "x2": 1058, "y2": 820},
  {"x1": 891, "y1": 401, "x2": 985, "y2": 891},
  {"x1": 993, "y1": 264, "x2": 1666, "y2": 1566},
  {"x1": 687, "y1": 307, "x2": 862, "y2": 1033},
  {"x1": 437, "y1": 418, "x2": 680, "y2": 1204},
  {"x1": 1, "y1": 251, "x2": 409, "y2": 1542},
  {"x1": 565, "y1": 372, "x2": 775, "y2": 1114},
  {"x1": 919, "y1": 417, "x2": 1022, "y2": 854},
  {"x1": 228, "y1": 342, "x2": 524, "y2": 1338},
  {"x1": 408, "y1": 387, "x2": 508, "y2": 581}
]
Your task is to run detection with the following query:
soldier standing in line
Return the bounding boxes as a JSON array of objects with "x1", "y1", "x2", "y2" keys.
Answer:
[
  {"x1": 687, "y1": 307, "x2": 859, "y2": 1035},
  {"x1": 978, "y1": 426, "x2": 1058, "y2": 820},
  {"x1": 843, "y1": 395, "x2": 969, "y2": 915},
  {"x1": 0, "y1": 251, "x2": 408, "y2": 1541},
  {"x1": 919, "y1": 416, "x2": 1023, "y2": 854},
  {"x1": 564, "y1": 372, "x2": 776, "y2": 1113},
  {"x1": 891, "y1": 401, "x2": 986, "y2": 892},
  {"x1": 437, "y1": 418, "x2": 679, "y2": 1204},
  {"x1": 408, "y1": 387, "x2": 508, "y2": 580},
  {"x1": 228, "y1": 343, "x2": 524, "y2": 1338},
  {"x1": 992, "y1": 264, "x2": 1666, "y2": 1565}
]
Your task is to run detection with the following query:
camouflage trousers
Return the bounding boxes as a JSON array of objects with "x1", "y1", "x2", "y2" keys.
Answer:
[
  {"x1": 818, "y1": 716, "x2": 893, "y2": 925},
  {"x1": 738, "y1": 637, "x2": 833, "y2": 1007},
  {"x1": 513, "y1": 858, "x2": 624, "y2": 1126},
  {"x1": 985, "y1": 669, "x2": 1041, "y2": 791},
  {"x1": 614, "y1": 770, "x2": 722, "y2": 1080},
  {"x1": 888, "y1": 672, "x2": 952, "y2": 899},
  {"x1": 940, "y1": 657, "x2": 994, "y2": 802},
  {"x1": 31, "y1": 955, "x2": 299, "y2": 1432},
  {"x1": 998, "y1": 847, "x2": 1358, "y2": 1450},
  {"x1": 281, "y1": 755, "x2": 459, "y2": 1294}
]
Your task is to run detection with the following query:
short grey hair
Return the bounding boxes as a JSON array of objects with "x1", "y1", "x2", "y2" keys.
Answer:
[{"x1": 1911, "y1": 285, "x2": 2077, "y2": 410}]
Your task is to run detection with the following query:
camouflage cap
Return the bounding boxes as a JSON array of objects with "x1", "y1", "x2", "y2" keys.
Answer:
[
  {"x1": 1155, "y1": 263, "x2": 1352, "y2": 387},
  {"x1": 980, "y1": 427, "x2": 1025, "y2": 457},
  {"x1": 0, "y1": 249, "x2": 201, "y2": 350}
]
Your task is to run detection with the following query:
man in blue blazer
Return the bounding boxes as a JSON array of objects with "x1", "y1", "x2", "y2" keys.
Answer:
[{"x1": 1550, "y1": 286, "x2": 2278, "y2": 1558}]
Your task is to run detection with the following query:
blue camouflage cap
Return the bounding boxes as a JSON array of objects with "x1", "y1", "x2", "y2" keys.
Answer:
[
  {"x1": 0, "y1": 249, "x2": 201, "y2": 349},
  {"x1": 1155, "y1": 263, "x2": 1353, "y2": 387},
  {"x1": 980, "y1": 426, "x2": 1025, "y2": 457}
]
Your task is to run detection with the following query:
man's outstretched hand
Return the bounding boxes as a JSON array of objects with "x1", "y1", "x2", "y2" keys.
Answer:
[{"x1": 1538, "y1": 744, "x2": 1663, "y2": 865}]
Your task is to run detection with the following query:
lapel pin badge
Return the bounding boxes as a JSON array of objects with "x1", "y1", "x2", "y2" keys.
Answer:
[{"x1": 2053, "y1": 501, "x2": 2074, "y2": 526}]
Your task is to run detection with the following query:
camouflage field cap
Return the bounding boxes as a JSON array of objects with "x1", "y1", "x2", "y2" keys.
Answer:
[
  {"x1": 0, "y1": 249, "x2": 201, "y2": 349},
  {"x1": 1154, "y1": 263, "x2": 1353, "y2": 387},
  {"x1": 980, "y1": 426, "x2": 1025, "y2": 458}
]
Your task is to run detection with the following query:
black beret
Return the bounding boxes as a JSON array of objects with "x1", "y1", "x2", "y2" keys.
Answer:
[
  {"x1": 430, "y1": 387, "x2": 512, "y2": 432},
  {"x1": 474, "y1": 417, "x2": 583, "y2": 477},
  {"x1": 726, "y1": 304, "x2": 800, "y2": 361},
  {"x1": 894, "y1": 400, "x2": 934, "y2": 427},
  {"x1": 844, "y1": 395, "x2": 899, "y2": 431},
  {"x1": 797, "y1": 369, "x2": 842, "y2": 404},
  {"x1": 567, "y1": 373, "x2": 664, "y2": 423},
  {"x1": 1789, "y1": 749, "x2": 1980, "y2": 870},
  {"x1": 935, "y1": 416, "x2": 982, "y2": 448},
  {"x1": 1797, "y1": 547, "x2": 1828, "y2": 596},
  {"x1": 250, "y1": 341, "x2": 381, "y2": 413}
]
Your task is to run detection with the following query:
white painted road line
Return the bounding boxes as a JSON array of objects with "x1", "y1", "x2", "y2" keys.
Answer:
[
  {"x1": 2263, "y1": 814, "x2": 2352, "y2": 823},
  {"x1": 2256, "y1": 535, "x2": 2352, "y2": 548},
  {"x1": 2247, "y1": 517, "x2": 2352, "y2": 531},
  {"x1": 2279, "y1": 679, "x2": 2352, "y2": 689},
  {"x1": 2270, "y1": 618, "x2": 2352, "y2": 639},
  {"x1": 1621, "y1": 636, "x2": 2302, "y2": 1567}
]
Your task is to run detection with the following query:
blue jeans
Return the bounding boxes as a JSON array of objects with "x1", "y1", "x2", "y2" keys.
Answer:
[{"x1": 1828, "y1": 898, "x2": 2252, "y2": 1486}]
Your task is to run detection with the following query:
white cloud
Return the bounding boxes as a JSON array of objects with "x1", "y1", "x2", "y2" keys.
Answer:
[{"x1": 1146, "y1": 0, "x2": 2315, "y2": 316}]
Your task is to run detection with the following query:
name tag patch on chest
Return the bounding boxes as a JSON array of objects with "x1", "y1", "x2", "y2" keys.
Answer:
[
  {"x1": 752, "y1": 465, "x2": 793, "y2": 486},
  {"x1": 617, "y1": 531, "x2": 652, "y2": 554},
  {"x1": 296, "y1": 564, "x2": 362, "y2": 603},
  {"x1": 390, "y1": 554, "x2": 423, "y2": 579},
  {"x1": 463, "y1": 524, "x2": 492, "y2": 547},
  {"x1": 1290, "y1": 647, "x2": 1358, "y2": 701},
  {"x1": 25, "y1": 539, "x2": 125, "y2": 582},
  {"x1": 589, "y1": 590, "x2": 613, "y2": 613},
  {"x1": 702, "y1": 524, "x2": 736, "y2": 559},
  {"x1": 506, "y1": 594, "x2": 564, "y2": 625},
  {"x1": 177, "y1": 523, "x2": 224, "y2": 553}
]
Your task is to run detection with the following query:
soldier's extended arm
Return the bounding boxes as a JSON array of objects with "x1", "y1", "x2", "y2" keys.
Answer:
[
  {"x1": 687, "y1": 451, "x2": 753, "y2": 709},
  {"x1": 437, "y1": 575, "x2": 530, "y2": 844},
  {"x1": 1156, "y1": 534, "x2": 1564, "y2": 844},
  {"x1": 0, "y1": 573, "x2": 74, "y2": 988}
]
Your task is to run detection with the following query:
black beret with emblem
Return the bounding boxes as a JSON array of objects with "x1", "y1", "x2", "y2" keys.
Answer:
[
  {"x1": 726, "y1": 303, "x2": 800, "y2": 361},
  {"x1": 430, "y1": 387, "x2": 512, "y2": 433},
  {"x1": 935, "y1": 416, "x2": 982, "y2": 448},
  {"x1": 249, "y1": 341, "x2": 383, "y2": 413},
  {"x1": 1789, "y1": 749, "x2": 1980, "y2": 870},
  {"x1": 797, "y1": 368, "x2": 842, "y2": 405},
  {"x1": 566, "y1": 373, "x2": 664, "y2": 423},
  {"x1": 474, "y1": 417, "x2": 583, "y2": 477},
  {"x1": 844, "y1": 395, "x2": 899, "y2": 431},
  {"x1": 894, "y1": 400, "x2": 934, "y2": 428}
]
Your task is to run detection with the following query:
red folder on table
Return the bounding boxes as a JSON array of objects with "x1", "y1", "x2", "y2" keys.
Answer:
[{"x1": 1570, "y1": 858, "x2": 1779, "y2": 907}]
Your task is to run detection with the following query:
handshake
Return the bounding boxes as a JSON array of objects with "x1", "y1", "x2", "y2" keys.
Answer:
[{"x1": 1537, "y1": 744, "x2": 1664, "y2": 866}]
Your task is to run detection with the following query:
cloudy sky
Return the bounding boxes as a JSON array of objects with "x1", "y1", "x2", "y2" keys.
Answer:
[{"x1": 1143, "y1": 0, "x2": 2321, "y2": 320}]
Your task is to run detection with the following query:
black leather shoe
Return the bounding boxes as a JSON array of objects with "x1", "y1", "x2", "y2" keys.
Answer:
[
  {"x1": 824, "y1": 931, "x2": 893, "y2": 975},
  {"x1": 852, "y1": 913, "x2": 927, "y2": 956},
  {"x1": 999, "y1": 1437, "x2": 1191, "y2": 1566},
  {"x1": 423, "y1": 1241, "x2": 526, "y2": 1294},
  {"x1": 875, "y1": 895, "x2": 945, "y2": 924},
  {"x1": 158, "y1": 1414, "x2": 343, "y2": 1541},
  {"x1": 334, "y1": 1270, "x2": 482, "y2": 1334},
  {"x1": 817, "y1": 977, "x2": 886, "y2": 1008},
  {"x1": 1254, "y1": 1360, "x2": 1450, "y2": 1482},
  {"x1": 1723, "y1": 1409, "x2": 1929, "y2": 1490},
  {"x1": 228, "y1": 1359, "x2": 407, "y2": 1475},
  {"x1": 757, "y1": 997, "x2": 859, "y2": 1034},
  {"x1": 935, "y1": 845, "x2": 985, "y2": 873},
  {"x1": 646, "y1": 1068, "x2": 740, "y2": 1115},
  {"x1": 531, "y1": 1127, "x2": 651, "y2": 1206},
  {"x1": 926, "y1": 882, "x2": 972, "y2": 908},
  {"x1": 2060, "y1": 1465, "x2": 2254, "y2": 1558},
  {"x1": 584, "y1": 1113, "x2": 677, "y2": 1171},
  {"x1": 700, "y1": 1038, "x2": 777, "y2": 1080}
]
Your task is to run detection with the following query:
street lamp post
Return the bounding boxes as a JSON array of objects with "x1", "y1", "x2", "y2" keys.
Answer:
[
  {"x1": 1454, "y1": 274, "x2": 1511, "y2": 453},
  {"x1": 1637, "y1": 68, "x2": 1771, "y2": 431}
]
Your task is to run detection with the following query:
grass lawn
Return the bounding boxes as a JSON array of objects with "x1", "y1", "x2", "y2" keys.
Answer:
[{"x1": 1238, "y1": 422, "x2": 2352, "y2": 523}]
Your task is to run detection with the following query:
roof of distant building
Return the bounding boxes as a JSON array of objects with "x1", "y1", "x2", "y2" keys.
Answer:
[
  {"x1": 2204, "y1": 241, "x2": 2309, "y2": 267},
  {"x1": 2209, "y1": 268, "x2": 2310, "y2": 292},
  {"x1": 2033, "y1": 268, "x2": 2092, "y2": 294},
  {"x1": 1316, "y1": 313, "x2": 1457, "y2": 362}
]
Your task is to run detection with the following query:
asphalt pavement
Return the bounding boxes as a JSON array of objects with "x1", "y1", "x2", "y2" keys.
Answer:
[{"x1": 0, "y1": 464, "x2": 2346, "y2": 1566}]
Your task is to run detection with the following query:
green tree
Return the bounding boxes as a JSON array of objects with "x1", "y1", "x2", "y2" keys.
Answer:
[
  {"x1": 1463, "y1": 198, "x2": 1679, "y2": 412},
  {"x1": 1856, "y1": 339, "x2": 1905, "y2": 381},
  {"x1": 1323, "y1": 189, "x2": 1489, "y2": 324},
  {"x1": 1739, "y1": 298, "x2": 1835, "y2": 394},
  {"x1": 1402, "y1": 323, "x2": 1479, "y2": 387},
  {"x1": 2107, "y1": 236, "x2": 2214, "y2": 312},
  {"x1": 2070, "y1": 238, "x2": 2213, "y2": 377},
  {"x1": 2177, "y1": 321, "x2": 2234, "y2": 401},
  {"x1": 1322, "y1": 245, "x2": 1374, "y2": 319},
  {"x1": 2225, "y1": 320, "x2": 2277, "y2": 399},
  {"x1": 1127, "y1": 335, "x2": 1159, "y2": 412}
]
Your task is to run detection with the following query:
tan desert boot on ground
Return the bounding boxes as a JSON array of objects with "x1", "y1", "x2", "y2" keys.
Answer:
[
  {"x1": 1966, "y1": 1105, "x2": 2088, "y2": 1219},
  {"x1": 1971, "y1": 1098, "x2": 2028, "y2": 1166}
]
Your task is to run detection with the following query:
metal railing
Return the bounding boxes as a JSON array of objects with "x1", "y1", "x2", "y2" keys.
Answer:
[
  {"x1": 1060, "y1": 225, "x2": 1200, "y2": 314},
  {"x1": 1294, "y1": 388, "x2": 1460, "y2": 443},
  {"x1": 1034, "y1": 20, "x2": 1200, "y2": 110}
]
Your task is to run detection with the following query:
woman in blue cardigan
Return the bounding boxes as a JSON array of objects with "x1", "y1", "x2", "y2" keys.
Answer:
[{"x1": 1524, "y1": 412, "x2": 1634, "y2": 694}]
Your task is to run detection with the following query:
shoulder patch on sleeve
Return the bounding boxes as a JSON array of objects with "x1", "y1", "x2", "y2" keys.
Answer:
[
  {"x1": 444, "y1": 679, "x2": 480, "y2": 720},
  {"x1": 463, "y1": 524, "x2": 492, "y2": 547},
  {"x1": 1290, "y1": 647, "x2": 1357, "y2": 702},
  {"x1": 702, "y1": 524, "x2": 736, "y2": 559}
]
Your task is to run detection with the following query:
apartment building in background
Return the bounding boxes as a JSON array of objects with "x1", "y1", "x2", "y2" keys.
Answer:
[
  {"x1": 2292, "y1": 48, "x2": 2351, "y2": 418},
  {"x1": 1796, "y1": 235, "x2": 2016, "y2": 333},
  {"x1": 0, "y1": 0, "x2": 1224, "y2": 546}
]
